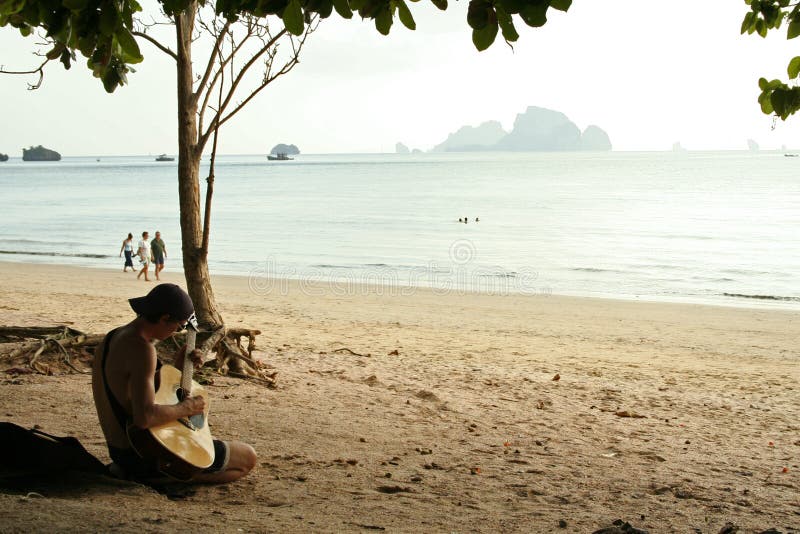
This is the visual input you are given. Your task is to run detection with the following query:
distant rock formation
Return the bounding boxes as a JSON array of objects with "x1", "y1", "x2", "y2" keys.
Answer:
[
  {"x1": 432, "y1": 107, "x2": 611, "y2": 152},
  {"x1": 411, "y1": 148, "x2": 423, "y2": 154},
  {"x1": 496, "y1": 107, "x2": 582, "y2": 151},
  {"x1": 747, "y1": 139, "x2": 759, "y2": 151},
  {"x1": 580, "y1": 125, "x2": 613, "y2": 151},
  {"x1": 672, "y1": 142, "x2": 686, "y2": 152},
  {"x1": 0, "y1": 153, "x2": 8, "y2": 162},
  {"x1": 432, "y1": 121, "x2": 507, "y2": 152},
  {"x1": 396, "y1": 142, "x2": 410, "y2": 154},
  {"x1": 270, "y1": 143, "x2": 299, "y2": 155},
  {"x1": 22, "y1": 145, "x2": 61, "y2": 161}
]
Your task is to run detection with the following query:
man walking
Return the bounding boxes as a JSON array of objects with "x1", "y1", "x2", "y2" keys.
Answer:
[
  {"x1": 151, "y1": 231, "x2": 167, "y2": 281},
  {"x1": 136, "y1": 231, "x2": 152, "y2": 282}
]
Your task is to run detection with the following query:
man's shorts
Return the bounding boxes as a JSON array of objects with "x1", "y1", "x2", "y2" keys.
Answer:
[
  {"x1": 109, "y1": 439, "x2": 230, "y2": 482},
  {"x1": 153, "y1": 253, "x2": 164, "y2": 265}
]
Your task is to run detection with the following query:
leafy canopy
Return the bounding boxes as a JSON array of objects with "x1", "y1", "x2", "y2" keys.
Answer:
[
  {"x1": 0, "y1": 0, "x2": 571, "y2": 92},
  {"x1": 742, "y1": 0, "x2": 800, "y2": 120}
]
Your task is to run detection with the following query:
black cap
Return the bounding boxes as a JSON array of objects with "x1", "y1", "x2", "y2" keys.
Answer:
[{"x1": 129, "y1": 283, "x2": 198, "y2": 331}]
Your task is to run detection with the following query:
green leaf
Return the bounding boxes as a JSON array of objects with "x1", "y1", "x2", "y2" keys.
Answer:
[
  {"x1": 375, "y1": 4, "x2": 392, "y2": 34},
  {"x1": 755, "y1": 17, "x2": 766, "y2": 37},
  {"x1": 395, "y1": 0, "x2": 415, "y2": 29},
  {"x1": 282, "y1": 0, "x2": 304, "y2": 35},
  {"x1": 759, "y1": 92, "x2": 774, "y2": 114},
  {"x1": 741, "y1": 11, "x2": 754, "y2": 34},
  {"x1": 46, "y1": 43, "x2": 65, "y2": 60},
  {"x1": 430, "y1": 0, "x2": 447, "y2": 10},
  {"x1": 771, "y1": 87, "x2": 787, "y2": 116},
  {"x1": 549, "y1": 0, "x2": 571, "y2": 12},
  {"x1": 467, "y1": 0, "x2": 489, "y2": 29},
  {"x1": 496, "y1": 4, "x2": 518, "y2": 42},
  {"x1": 788, "y1": 56, "x2": 800, "y2": 78},
  {"x1": 788, "y1": 19, "x2": 800, "y2": 39},
  {"x1": 0, "y1": 0, "x2": 25, "y2": 16},
  {"x1": 99, "y1": 3, "x2": 118, "y2": 35},
  {"x1": 62, "y1": 0, "x2": 88, "y2": 10},
  {"x1": 472, "y1": 18, "x2": 497, "y2": 50},
  {"x1": 332, "y1": 0, "x2": 352, "y2": 18},
  {"x1": 59, "y1": 47, "x2": 73, "y2": 69},
  {"x1": 520, "y1": 2, "x2": 547, "y2": 27},
  {"x1": 115, "y1": 28, "x2": 143, "y2": 63}
]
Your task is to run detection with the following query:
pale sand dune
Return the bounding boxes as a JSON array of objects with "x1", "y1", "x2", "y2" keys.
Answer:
[{"x1": 0, "y1": 261, "x2": 798, "y2": 532}]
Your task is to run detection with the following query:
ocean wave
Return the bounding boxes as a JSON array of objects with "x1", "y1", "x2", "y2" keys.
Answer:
[
  {"x1": 0, "y1": 238, "x2": 86, "y2": 247},
  {"x1": 0, "y1": 250, "x2": 110, "y2": 259},
  {"x1": 571, "y1": 267, "x2": 625, "y2": 274},
  {"x1": 723, "y1": 292, "x2": 800, "y2": 302}
]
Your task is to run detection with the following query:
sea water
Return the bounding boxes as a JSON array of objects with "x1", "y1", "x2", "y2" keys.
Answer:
[{"x1": 1, "y1": 151, "x2": 798, "y2": 309}]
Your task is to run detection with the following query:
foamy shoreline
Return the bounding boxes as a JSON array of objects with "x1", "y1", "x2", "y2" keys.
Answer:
[
  {"x1": 1, "y1": 260, "x2": 798, "y2": 531},
  {"x1": 1, "y1": 256, "x2": 798, "y2": 314}
]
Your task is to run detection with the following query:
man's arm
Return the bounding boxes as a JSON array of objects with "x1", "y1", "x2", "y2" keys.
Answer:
[{"x1": 128, "y1": 341, "x2": 205, "y2": 429}]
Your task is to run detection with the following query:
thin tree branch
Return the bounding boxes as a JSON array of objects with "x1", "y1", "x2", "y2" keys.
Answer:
[
  {"x1": 0, "y1": 59, "x2": 51, "y2": 90},
  {"x1": 201, "y1": 45, "x2": 224, "y2": 257},
  {"x1": 208, "y1": 21, "x2": 316, "y2": 136},
  {"x1": 194, "y1": 20, "x2": 231, "y2": 103},
  {"x1": 132, "y1": 31, "x2": 178, "y2": 61},
  {"x1": 199, "y1": 27, "x2": 293, "y2": 145},
  {"x1": 197, "y1": 28, "x2": 255, "y2": 137}
]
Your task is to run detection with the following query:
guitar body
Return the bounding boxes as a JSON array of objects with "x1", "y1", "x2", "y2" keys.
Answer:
[{"x1": 126, "y1": 364, "x2": 215, "y2": 481}]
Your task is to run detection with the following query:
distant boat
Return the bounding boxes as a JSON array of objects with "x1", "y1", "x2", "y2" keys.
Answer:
[
  {"x1": 267, "y1": 153, "x2": 293, "y2": 161},
  {"x1": 155, "y1": 154, "x2": 175, "y2": 162},
  {"x1": 784, "y1": 153, "x2": 798, "y2": 157}
]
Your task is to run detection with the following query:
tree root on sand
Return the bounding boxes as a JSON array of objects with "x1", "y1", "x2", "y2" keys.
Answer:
[{"x1": 0, "y1": 325, "x2": 276, "y2": 387}]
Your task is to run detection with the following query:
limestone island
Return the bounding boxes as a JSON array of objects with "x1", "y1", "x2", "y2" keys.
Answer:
[
  {"x1": 269, "y1": 143, "x2": 300, "y2": 156},
  {"x1": 432, "y1": 106, "x2": 612, "y2": 152},
  {"x1": 23, "y1": 145, "x2": 61, "y2": 161},
  {"x1": 0, "y1": 153, "x2": 8, "y2": 162}
]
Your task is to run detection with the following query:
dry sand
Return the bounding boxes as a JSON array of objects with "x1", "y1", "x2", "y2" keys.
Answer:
[{"x1": 0, "y1": 261, "x2": 798, "y2": 533}]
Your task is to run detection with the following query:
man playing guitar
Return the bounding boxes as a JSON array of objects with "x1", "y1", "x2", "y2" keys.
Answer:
[{"x1": 92, "y1": 283, "x2": 257, "y2": 483}]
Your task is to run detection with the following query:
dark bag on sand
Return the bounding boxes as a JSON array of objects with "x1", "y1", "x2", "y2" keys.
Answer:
[{"x1": 0, "y1": 422, "x2": 107, "y2": 477}]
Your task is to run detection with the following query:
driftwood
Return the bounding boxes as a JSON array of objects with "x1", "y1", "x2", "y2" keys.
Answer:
[
  {"x1": 333, "y1": 347, "x2": 370, "y2": 358},
  {"x1": 0, "y1": 325, "x2": 275, "y2": 387}
]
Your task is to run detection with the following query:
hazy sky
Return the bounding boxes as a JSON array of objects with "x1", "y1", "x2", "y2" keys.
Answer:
[{"x1": 1, "y1": 0, "x2": 800, "y2": 156}]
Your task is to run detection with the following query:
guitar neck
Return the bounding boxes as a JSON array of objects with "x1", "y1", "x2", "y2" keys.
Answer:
[{"x1": 181, "y1": 330, "x2": 196, "y2": 394}]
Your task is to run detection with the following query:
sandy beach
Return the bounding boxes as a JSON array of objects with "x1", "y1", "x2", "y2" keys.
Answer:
[{"x1": 0, "y1": 260, "x2": 797, "y2": 532}]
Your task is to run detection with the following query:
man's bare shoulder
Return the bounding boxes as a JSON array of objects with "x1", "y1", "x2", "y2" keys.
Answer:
[{"x1": 108, "y1": 325, "x2": 158, "y2": 372}]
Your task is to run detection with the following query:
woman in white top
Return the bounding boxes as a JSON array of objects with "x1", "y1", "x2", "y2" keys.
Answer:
[{"x1": 119, "y1": 233, "x2": 136, "y2": 272}]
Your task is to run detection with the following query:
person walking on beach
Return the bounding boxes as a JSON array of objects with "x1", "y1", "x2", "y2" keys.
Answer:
[
  {"x1": 119, "y1": 233, "x2": 136, "y2": 273},
  {"x1": 136, "y1": 231, "x2": 152, "y2": 281},
  {"x1": 151, "y1": 231, "x2": 167, "y2": 281},
  {"x1": 91, "y1": 283, "x2": 257, "y2": 483}
]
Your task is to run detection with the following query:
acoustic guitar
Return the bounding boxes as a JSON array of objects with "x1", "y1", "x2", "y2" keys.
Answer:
[{"x1": 126, "y1": 330, "x2": 215, "y2": 480}]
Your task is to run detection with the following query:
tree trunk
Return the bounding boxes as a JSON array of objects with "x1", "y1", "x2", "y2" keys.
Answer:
[{"x1": 176, "y1": 4, "x2": 223, "y2": 330}]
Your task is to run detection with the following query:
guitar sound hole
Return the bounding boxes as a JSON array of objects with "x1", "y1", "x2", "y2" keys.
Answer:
[{"x1": 176, "y1": 387, "x2": 186, "y2": 402}]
